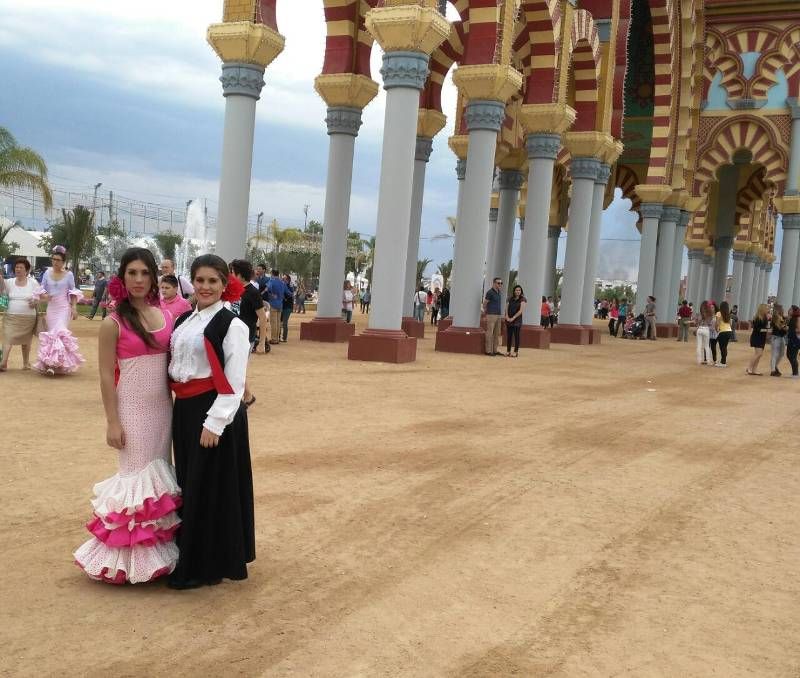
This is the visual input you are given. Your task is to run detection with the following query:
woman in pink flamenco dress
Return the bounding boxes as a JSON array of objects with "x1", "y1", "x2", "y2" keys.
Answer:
[
  {"x1": 33, "y1": 245, "x2": 85, "y2": 375},
  {"x1": 74, "y1": 247, "x2": 181, "y2": 584}
]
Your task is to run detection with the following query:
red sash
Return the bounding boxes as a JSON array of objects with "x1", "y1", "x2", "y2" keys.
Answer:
[{"x1": 169, "y1": 336, "x2": 234, "y2": 399}]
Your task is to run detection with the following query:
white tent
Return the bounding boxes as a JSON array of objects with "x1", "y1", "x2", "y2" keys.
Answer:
[{"x1": 1, "y1": 220, "x2": 49, "y2": 260}]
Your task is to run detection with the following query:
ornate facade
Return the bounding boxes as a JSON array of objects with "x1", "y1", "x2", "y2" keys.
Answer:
[{"x1": 206, "y1": 0, "x2": 800, "y2": 362}]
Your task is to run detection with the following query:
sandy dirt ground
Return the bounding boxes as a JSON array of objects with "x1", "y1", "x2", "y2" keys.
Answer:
[{"x1": 1, "y1": 310, "x2": 799, "y2": 677}]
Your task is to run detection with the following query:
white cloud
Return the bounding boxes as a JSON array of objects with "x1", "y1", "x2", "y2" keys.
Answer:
[{"x1": 0, "y1": 1, "x2": 463, "y2": 142}]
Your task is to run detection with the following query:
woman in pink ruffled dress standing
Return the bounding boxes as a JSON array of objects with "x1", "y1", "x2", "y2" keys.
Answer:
[
  {"x1": 74, "y1": 247, "x2": 181, "y2": 584},
  {"x1": 33, "y1": 245, "x2": 85, "y2": 375}
]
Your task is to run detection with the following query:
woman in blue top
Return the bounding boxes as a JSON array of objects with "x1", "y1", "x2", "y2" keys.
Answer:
[{"x1": 614, "y1": 299, "x2": 628, "y2": 337}]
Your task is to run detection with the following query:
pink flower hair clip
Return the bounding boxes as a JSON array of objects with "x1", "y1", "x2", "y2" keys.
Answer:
[{"x1": 107, "y1": 276, "x2": 128, "y2": 303}]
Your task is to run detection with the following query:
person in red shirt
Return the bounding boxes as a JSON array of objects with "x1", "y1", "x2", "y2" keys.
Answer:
[
  {"x1": 540, "y1": 296, "x2": 550, "y2": 328},
  {"x1": 677, "y1": 299, "x2": 693, "y2": 342}
]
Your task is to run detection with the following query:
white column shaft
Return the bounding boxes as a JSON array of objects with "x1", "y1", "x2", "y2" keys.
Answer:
[
  {"x1": 580, "y1": 174, "x2": 608, "y2": 325},
  {"x1": 544, "y1": 227, "x2": 560, "y2": 299},
  {"x1": 654, "y1": 209, "x2": 679, "y2": 322},
  {"x1": 216, "y1": 95, "x2": 258, "y2": 261},
  {"x1": 559, "y1": 158, "x2": 600, "y2": 325},
  {"x1": 369, "y1": 86, "x2": 422, "y2": 331},
  {"x1": 777, "y1": 222, "x2": 800, "y2": 307},
  {"x1": 518, "y1": 137, "x2": 559, "y2": 326},
  {"x1": 793, "y1": 245, "x2": 800, "y2": 305},
  {"x1": 485, "y1": 209, "x2": 498, "y2": 282},
  {"x1": 403, "y1": 156, "x2": 429, "y2": 317},
  {"x1": 669, "y1": 224, "x2": 687, "y2": 311},
  {"x1": 636, "y1": 206, "x2": 663, "y2": 303},
  {"x1": 317, "y1": 131, "x2": 357, "y2": 318},
  {"x1": 730, "y1": 254, "x2": 745, "y2": 311},
  {"x1": 490, "y1": 176, "x2": 522, "y2": 286},
  {"x1": 451, "y1": 129, "x2": 501, "y2": 327},
  {"x1": 739, "y1": 258, "x2": 755, "y2": 320}
]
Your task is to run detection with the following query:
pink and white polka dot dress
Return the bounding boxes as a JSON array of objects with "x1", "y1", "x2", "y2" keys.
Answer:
[{"x1": 74, "y1": 310, "x2": 181, "y2": 584}]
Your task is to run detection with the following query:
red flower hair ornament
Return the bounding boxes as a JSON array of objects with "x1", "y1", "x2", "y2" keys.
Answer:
[
  {"x1": 221, "y1": 276, "x2": 245, "y2": 303},
  {"x1": 107, "y1": 276, "x2": 128, "y2": 303}
]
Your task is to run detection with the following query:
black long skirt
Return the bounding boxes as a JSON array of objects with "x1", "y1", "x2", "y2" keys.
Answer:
[{"x1": 169, "y1": 391, "x2": 255, "y2": 586}]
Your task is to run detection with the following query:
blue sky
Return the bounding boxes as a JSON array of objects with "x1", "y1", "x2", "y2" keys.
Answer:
[{"x1": 1, "y1": 0, "x2": 655, "y2": 282}]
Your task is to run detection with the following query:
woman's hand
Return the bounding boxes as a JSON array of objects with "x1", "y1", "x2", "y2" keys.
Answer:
[
  {"x1": 200, "y1": 427, "x2": 220, "y2": 448},
  {"x1": 71, "y1": 307, "x2": 78, "y2": 320},
  {"x1": 106, "y1": 421, "x2": 125, "y2": 450}
]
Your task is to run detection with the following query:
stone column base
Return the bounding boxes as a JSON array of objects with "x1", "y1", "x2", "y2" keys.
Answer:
[
  {"x1": 437, "y1": 316, "x2": 453, "y2": 332},
  {"x1": 435, "y1": 326, "x2": 487, "y2": 355},
  {"x1": 300, "y1": 317, "x2": 355, "y2": 342},
  {"x1": 656, "y1": 323, "x2": 679, "y2": 338},
  {"x1": 401, "y1": 317, "x2": 425, "y2": 339},
  {"x1": 550, "y1": 324, "x2": 592, "y2": 345},
  {"x1": 586, "y1": 326, "x2": 602, "y2": 344},
  {"x1": 348, "y1": 329, "x2": 417, "y2": 363},
  {"x1": 519, "y1": 325, "x2": 551, "y2": 349}
]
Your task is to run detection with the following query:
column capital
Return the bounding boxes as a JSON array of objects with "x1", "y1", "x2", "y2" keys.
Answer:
[
  {"x1": 732, "y1": 250, "x2": 747, "y2": 261},
  {"x1": 519, "y1": 103, "x2": 576, "y2": 134},
  {"x1": 687, "y1": 248, "x2": 705, "y2": 260},
  {"x1": 489, "y1": 207, "x2": 499, "y2": 221},
  {"x1": 417, "y1": 108, "x2": 447, "y2": 138},
  {"x1": 782, "y1": 213, "x2": 800, "y2": 229},
  {"x1": 365, "y1": 4, "x2": 450, "y2": 55},
  {"x1": 788, "y1": 97, "x2": 800, "y2": 120},
  {"x1": 380, "y1": 51, "x2": 430, "y2": 90},
  {"x1": 325, "y1": 106, "x2": 363, "y2": 136},
  {"x1": 765, "y1": 263, "x2": 774, "y2": 272},
  {"x1": 570, "y1": 156, "x2": 601, "y2": 181},
  {"x1": 679, "y1": 210, "x2": 692, "y2": 227},
  {"x1": 463, "y1": 99, "x2": 506, "y2": 133},
  {"x1": 519, "y1": 217, "x2": 525, "y2": 231},
  {"x1": 315, "y1": 73, "x2": 379, "y2": 109},
  {"x1": 448, "y1": 134, "x2": 469, "y2": 161},
  {"x1": 661, "y1": 205, "x2": 682, "y2": 224},
  {"x1": 456, "y1": 158, "x2": 467, "y2": 180},
  {"x1": 525, "y1": 132, "x2": 561, "y2": 160},
  {"x1": 452, "y1": 64, "x2": 523, "y2": 104},
  {"x1": 563, "y1": 131, "x2": 617, "y2": 161},
  {"x1": 595, "y1": 163, "x2": 612, "y2": 186},
  {"x1": 219, "y1": 62, "x2": 266, "y2": 99},
  {"x1": 640, "y1": 203, "x2": 664, "y2": 220},
  {"x1": 775, "y1": 195, "x2": 800, "y2": 213},
  {"x1": 745, "y1": 252, "x2": 759, "y2": 263},
  {"x1": 207, "y1": 22, "x2": 285, "y2": 68},
  {"x1": 498, "y1": 168, "x2": 525, "y2": 191},
  {"x1": 635, "y1": 184, "x2": 674, "y2": 205},
  {"x1": 415, "y1": 136, "x2": 433, "y2": 162},
  {"x1": 548, "y1": 225, "x2": 561, "y2": 238},
  {"x1": 714, "y1": 235, "x2": 734, "y2": 250}
]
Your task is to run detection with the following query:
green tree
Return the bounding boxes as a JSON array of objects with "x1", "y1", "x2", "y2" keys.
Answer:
[
  {"x1": 363, "y1": 235, "x2": 377, "y2": 284},
  {"x1": 152, "y1": 231, "x2": 184, "y2": 261},
  {"x1": 0, "y1": 127, "x2": 53, "y2": 212},
  {"x1": 416, "y1": 257, "x2": 433, "y2": 287},
  {"x1": 304, "y1": 219, "x2": 323, "y2": 236},
  {"x1": 268, "y1": 219, "x2": 302, "y2": 269},
  {"x1": 437, "y1": 259, "x2": 453, "y2": 288},
  {"x1": 40, "y1": 205, "x2": 95, "y2": 268},
  {"x1": 0, "y1": 222, "x2": 20, "y2": 259}
]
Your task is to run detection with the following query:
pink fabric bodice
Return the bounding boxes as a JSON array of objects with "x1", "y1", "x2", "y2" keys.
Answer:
[{"x1": 112, "y1": 309, "x2": 174, "y2": 360}]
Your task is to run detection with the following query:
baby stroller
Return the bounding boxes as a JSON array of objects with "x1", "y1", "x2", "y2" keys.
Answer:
[{"x1": 622, "y1": 313, "x2": 645, "y2": 339}]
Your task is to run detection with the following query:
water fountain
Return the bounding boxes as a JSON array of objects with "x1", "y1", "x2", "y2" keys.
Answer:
[{"x1": 175, "y1": 199, "x2": 213, "y2": 277}]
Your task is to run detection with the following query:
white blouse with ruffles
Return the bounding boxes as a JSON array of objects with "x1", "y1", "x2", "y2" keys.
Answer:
[{"x1": 168, "y1": 300, "x2": 250, "y2": 436}]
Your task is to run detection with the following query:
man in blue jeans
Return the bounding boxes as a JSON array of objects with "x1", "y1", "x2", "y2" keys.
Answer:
[
  {"x1": 483, "y1": 277, "x2": 504, "y2": 355},
  {"x1": 265, "y1": 269, "x2": 286, "y2": 345}
]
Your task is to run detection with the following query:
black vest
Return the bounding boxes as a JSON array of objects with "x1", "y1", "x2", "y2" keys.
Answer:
[{"x1": 174, "y1": 307, "x2": 237, "y2": 369}]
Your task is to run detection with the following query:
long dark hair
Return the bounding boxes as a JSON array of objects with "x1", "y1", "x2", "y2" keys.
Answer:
[
  {"x1": 510, "y1": 285, "x2": 524, "y2": 301},
  {"x1": 116, "y1": 248, "x2": 160, "y2": 348},
  {"x1": 719, "y1": 300, "x2": 730, "y2": 324}
]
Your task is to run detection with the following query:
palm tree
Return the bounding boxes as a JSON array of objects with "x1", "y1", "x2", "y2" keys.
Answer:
[
  {"x1": 437, "y1": 259, "x2": 453, "y2": 289},
  {"x1": 0, "y1": 127, "x2": 53, "y2": 212},
  {"x1": 41, "y1": 205, "x2": 95, "y2": 268},
  {"x1": 152, "y1": 231, "x2": 184, "y2": 261},
  {"x1": 268, "y1": 219, "x2": 302, "y2": 270},
  {"x1": 416, "y1": 257, "x2": 433, "y2": 287}
]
